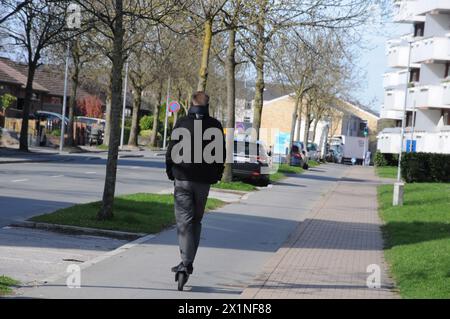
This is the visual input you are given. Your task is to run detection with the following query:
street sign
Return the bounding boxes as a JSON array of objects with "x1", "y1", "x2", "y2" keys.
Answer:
[{"x1": 168, "y1": 100, "x2": 180, "y2": 113}]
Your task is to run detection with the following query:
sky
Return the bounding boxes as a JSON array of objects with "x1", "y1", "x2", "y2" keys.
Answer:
[{"x1": 354, "y1": 20, "x2": 411, "y2": 113}]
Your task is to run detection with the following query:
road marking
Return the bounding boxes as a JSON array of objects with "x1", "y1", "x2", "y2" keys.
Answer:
[
  {"x1": 11, "y1": 179, "x2": 28, "y2": 183},
  {"x1": 85, "y1": 171, "x2": 96, "y2": 174},
  {"x1": 50, "y1": 175, "x2": 64, "y2": 178}
]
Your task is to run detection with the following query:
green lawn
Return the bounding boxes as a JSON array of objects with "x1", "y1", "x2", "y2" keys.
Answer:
[
  {"x1": 376, "y1": 166, "x2": 398, "y2": 179},
  {"x1": 378, "y1": 183, "x2": 450, "y2": 298},
  {"x1": 308, "y1": 160, "x2": 321, "y2": 168},
  {"x1": 212, "y1": 181, "x2": 257, "y2": 192},
  {"x1": 30, "y1": 193, "x2": 224, "y2": 234},
  {"x1": 0, "y1": 276, "x2": 19, "y2": 296},
  {"x1": 270, "y1": 164, "x2": 304, "y2": 182}
]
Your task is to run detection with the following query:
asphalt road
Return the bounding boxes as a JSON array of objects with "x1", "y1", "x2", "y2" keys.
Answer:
[{"x1": 0, "y1": 152, "x2": 172, "y2": 226}]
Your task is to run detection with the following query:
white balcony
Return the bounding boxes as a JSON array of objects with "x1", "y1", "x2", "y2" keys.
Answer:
[
  {"x1": 383, "y1": 70, "x2": 409, "y2": 88},
  {"x1": 393, "y1": 0, "x2": 425, "y2": 23},
  {"x1": 411, "y1": 37, "x2": 450, "y2": 63},
  {"x1": 394, "y1": 0, "x2": 450, "y2": 20},
  {"x1": 443, "y1": 83, "x2": 450, "y2": 105},
  {"x1": 387, "y1": 45, "x2": 411, "y2": 68},
  {"x1": 407, "y1": 85, "x2": 450, "y2": 109},
  {"x1": 415, "y1": 0, "x2": 450, "y2": 15},
  {"x1": 384, "y1": 90, "x2": 407, "y2": 111},
  {"x1": 377, "y1": 129, "x2": 450, "y2": 154},
  {"x1": 380, "y1": 108, "x2": 404, "y2": 120}
]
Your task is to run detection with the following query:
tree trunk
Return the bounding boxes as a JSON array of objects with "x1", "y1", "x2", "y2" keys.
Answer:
[
  {"x1": 296, "y1": 97, "x2": 303, "y2": 141},
  {"x1": 150, "y1": 80, "x2": 163, "y2": 147},
  {"x1": 222, "y1": 27, "x2": 236, "y2": 183},
  {"x1": 97, "y1": 0, "x2": 124, "y2": 220},
  {"x1": 311, "y1": 118, "x2": 319, "y2": 143},
  {"x1": 128, "y1": 87, "x2": 142, "y2": 147},
  {"x1": 303, "y1": 102, "x2": 311, "y2": 147},
  {"x1": 251, "y1": 4, "x2": 266, "y2": 140},
  {"x1": 287, "y1": 95, "x2": 301, "y2": 165},
  {"x1": 104, "y1": 94, "x2": 112, "y2": 146},
  {"x1": 19, "y1": 61, "x2": 37, "y2": 151},
  {"x1": 197, "y1": 18, "x2": 213, "y2": 92}
]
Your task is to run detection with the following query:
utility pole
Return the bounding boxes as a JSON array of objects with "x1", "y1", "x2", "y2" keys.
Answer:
[
  {"x1": 163, "y1": 75, "x2": 171, "y2": 150},
  {"x1": 59, "y1": 41, "x2": 70, "y2": 152},
  {"x1": 120, "y1": 61, "x2": 129, "y2": 150},
  {"x1": 393, "y1": 40, "x2": 413, "y2": 206},
  {"x1": 410, "y1": 100, "x2": 417, "y2": 152}
]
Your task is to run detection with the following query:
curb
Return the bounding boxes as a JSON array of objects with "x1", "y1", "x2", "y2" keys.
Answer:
[
  {"x1": 210, "y1": 188, "x2": 250, "y2": 195},
  {"x1": 10, "y1": 221, "x2": 147, "y2": 241}
]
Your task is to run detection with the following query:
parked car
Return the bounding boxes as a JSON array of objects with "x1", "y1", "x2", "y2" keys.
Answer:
[
  {"x1": 75, "y1": 116, "x2": 105, "y2": 145},
  {"x1": 290, "y1": 141, "x2": 309, "y2": 169},
  {"x1": 232, "y1": 140, "x2": 270, "y2": 186},
  {"x1": 307, "y1": 142, "x2": 320, "y2": 161}
]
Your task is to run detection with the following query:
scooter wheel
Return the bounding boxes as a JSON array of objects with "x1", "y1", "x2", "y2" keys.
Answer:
[{"x1": 177, "y1": 272, "x2": 188, "y2": 291}]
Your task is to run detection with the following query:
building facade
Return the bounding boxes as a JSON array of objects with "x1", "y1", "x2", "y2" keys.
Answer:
[
  {"x1": 378, "y1": 0, "x2": 450, "y2": 154},
  {"x1": 259, "y1": 94, "x2": 379, "y2": 157}
]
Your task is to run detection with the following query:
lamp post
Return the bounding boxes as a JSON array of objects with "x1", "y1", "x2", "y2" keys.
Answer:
[
  {"x1": 120, "y1": 61, "x2": 129, "y2": 150},
  {"x1": 59, "y1": 41, "x2": 70, "y2": 153},
  {"x1": 393, "y1": 40, "x2": 413, "y2": 206}
]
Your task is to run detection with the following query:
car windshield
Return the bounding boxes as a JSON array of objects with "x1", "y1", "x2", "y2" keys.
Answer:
[
  {"x1": 234, "y1": 141, "x2": 264, "y2": 156},
  {"x1": 307, "y1": 143, "x2": 317, "y2": 151}
]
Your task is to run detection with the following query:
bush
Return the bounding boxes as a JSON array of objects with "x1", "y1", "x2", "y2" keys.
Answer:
[
  {"x1": 374, "y1": 151, "x2": 398, "y2": 167},
  {"x1": 139, "y1": 115, "x2": 153, "y2": 131},
  {"x1": 50, "y1": 129, "x2": 61, "y2": 137},
  {"x1": 374, "y1": 151, "x2": 388, "y2": 167},
  {"x1": 401, "y1": 152, "x2": 450, "y2": 183}
]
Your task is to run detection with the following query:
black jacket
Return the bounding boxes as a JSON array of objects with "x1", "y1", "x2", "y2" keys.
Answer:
[{"x1": 165, "y1": 107, "x2": 226, "y2": 184}]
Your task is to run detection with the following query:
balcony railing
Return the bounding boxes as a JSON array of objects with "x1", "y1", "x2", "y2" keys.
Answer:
[
  {"x1": 380, "y1": 108, "x2": 404, "y2": 120},
  {"x1": 377, "y1": 129, "x2": 450, "y2": 154},
  {"x1": 441, "y1": 83, "x2": 450, "y2": 105},
  {"x1": 406, "y1": 85, "x2": 450, "y2": 109},
  {"x1": 387, "y1": 45, "x2": 411, "y2": 68},
  {"x1": 384, "y1": 90, "x2": 407, "y2": 112},
  {"x1": 383, "y1": 71, "x2": 409, "y2": 88},
  {"x1": 411, "y1": 37, "x2": 450, "y2": 63},
  {"x1": 394, "y1": 0, "x2": 450, "y2": 20}
]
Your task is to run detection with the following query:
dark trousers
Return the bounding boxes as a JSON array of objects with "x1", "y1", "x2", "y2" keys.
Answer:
[{"x1": 174, "y1": 179, "x2": 210, "y2": 268}]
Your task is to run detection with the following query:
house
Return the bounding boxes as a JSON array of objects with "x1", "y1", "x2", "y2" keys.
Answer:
[
  {"x1": 258, "y1": 94, "x2": 379, "y2": 157},
  {"x1": 378, "y1": 0, "x2": 450, "y2": 154},
  {"x1": 0, "y1": 57, "x2": 139, "y2": 121}
]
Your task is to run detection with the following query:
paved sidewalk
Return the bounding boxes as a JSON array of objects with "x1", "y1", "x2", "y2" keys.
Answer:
[
  {"x1": 241, "y1": 166, "x2": 398, "y2": 299},
  {"x1": 15, "y1": 164, "x2": 347, "y2": 298}
]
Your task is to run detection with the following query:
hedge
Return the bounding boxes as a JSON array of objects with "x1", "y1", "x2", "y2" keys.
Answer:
[
  {"x1": 401, "y1": 152, "x2": 450, "y2": 183},
  {"x1": 374, "y1": 151, "x2": 399, "y2": 167}
]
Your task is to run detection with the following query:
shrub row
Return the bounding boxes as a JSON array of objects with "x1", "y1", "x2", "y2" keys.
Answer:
[
  {"x1": 374, "y1": 151, "x2": 398, "y2": 167},
  {"x1": 401, "y1": 152, "x2": 450, "y2": 183}
]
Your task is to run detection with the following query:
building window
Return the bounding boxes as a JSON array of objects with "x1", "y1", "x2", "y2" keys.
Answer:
[
  {"x1": 245, "y1": 102, "x2": 251, "y2": 110},
  {"x1": 410, "y1": 68, "x2": 420, "y2": 82},
  {"x1": 445, "y1": 63, "x2": 450, "y2": 79},
  {"x1": 244, "y1": 116, "x2": 251, "y2": 123},
  {"x1": 414, "y1": 22, "x2": 424, "y2": 37},
  {"x1": 443, "y1": 110, "x2": 450, "y2": 126}
]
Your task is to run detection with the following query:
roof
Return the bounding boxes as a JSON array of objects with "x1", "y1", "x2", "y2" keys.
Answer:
[
  {"x1": 0, "y1": 57, "x2": 91, "y2": 100},
  {"x1": 263, "y1": 93, "x2": 380, "y2": 119},
  {"x1": 0, "y1": 58, "x2": 49, "y2": 92}
]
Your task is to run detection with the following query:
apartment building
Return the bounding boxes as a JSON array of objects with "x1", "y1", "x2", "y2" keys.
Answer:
[{"x1": 378, "y1": 0, "x2": 450, "y2": 154}]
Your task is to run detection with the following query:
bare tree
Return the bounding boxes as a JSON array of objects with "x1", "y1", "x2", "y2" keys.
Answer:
[
  {"x1": 73, "y1": 0, "x2": 180, "y2": 220},
  {"x1": 0, "y1": 0, "x2": 74, "y2": 151},
  {"x1": 0, "y1": 0, "x2": 30, "y2": 25}
]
